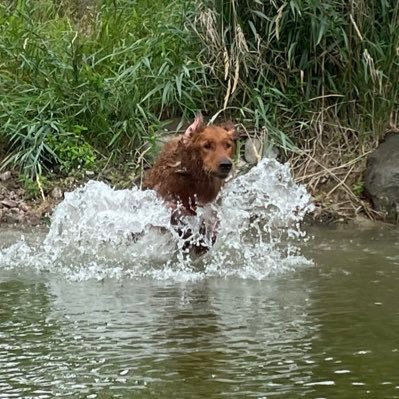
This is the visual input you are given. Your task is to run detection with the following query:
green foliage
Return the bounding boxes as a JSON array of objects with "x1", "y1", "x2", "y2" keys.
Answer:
[
  {"x1": 1, "y1": 0, "x2": 398, "y2": 178},
  {"x1": 48, "y1": 126, "x2": 96, "y2": 172},
  {"x1": 18, "y1": 174, "x2": 48, "y2": 200},
  {"x1": 352, "y1": 181, "x2": 365, "y2": 196},
  {"x1": 0, "y1": 0, "x2": 207, "y2": 177},
  {"x1": 192, "y1": 0, "x2": 399, "y2": 145}
]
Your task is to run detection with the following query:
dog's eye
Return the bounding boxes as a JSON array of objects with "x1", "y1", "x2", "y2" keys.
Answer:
[
  {"x1": 225, "y1": 142, "x2": 232, "y2": 149},
  {"x1": 203, "y1": 142, "x2": 211, "y2": 150}
]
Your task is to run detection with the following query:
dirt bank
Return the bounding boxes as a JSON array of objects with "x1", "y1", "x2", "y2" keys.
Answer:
[
  {"x1": 0, "y1": 129, "x2": 388, "y2": 228},
  {"x1": 0, "y1": 171, "x2": 61, "y2": 226},
  {"x1": 0, "y1": 166, "x2": 139, "y2": 227},
  {"x1": 0, "y1": 166, "x2": 373, "y2": 229}
]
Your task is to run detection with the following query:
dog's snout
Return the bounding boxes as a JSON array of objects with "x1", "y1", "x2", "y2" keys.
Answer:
[{"x1": 218, "y1": 159, "x2": 232, "y2": 174}]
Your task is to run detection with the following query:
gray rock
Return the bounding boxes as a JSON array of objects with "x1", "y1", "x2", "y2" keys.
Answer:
[
  {"x1": 19, "y1": 202, "x2": 30, "y2": 212},
  {"x1": 51, "y1": 187, "x2": 63, "y2": 200},
  {"x1": 244, "y1": 137, "x2": 279, "y2": 164},
  {"x1": 263, "y1": 144, "x2": 279, "y2": 160},
  {"x1": 364, "y1": 133, "x2": 399, "y2": 223},
  {"x1": 244, "y1": 138, "x2": 262, "y2": 164},
  {"x1": 5, "y1": 212, "x2": 25, "y2": 225},
  {"x1": 0, "y1": 171, "x2": 11, "y2": 181},
  {"x1": 1, "y1": 199, "x2": 18, "y2": 208}
]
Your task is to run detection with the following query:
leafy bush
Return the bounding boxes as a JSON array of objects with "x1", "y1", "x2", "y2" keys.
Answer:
[{"x1": 48, "y1": 125, "x2": 96, "y2": 172}]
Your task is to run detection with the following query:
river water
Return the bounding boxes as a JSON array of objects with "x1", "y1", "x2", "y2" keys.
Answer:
[{"x1": 0, "y1": 159, "x2": 398, "y2": 398}]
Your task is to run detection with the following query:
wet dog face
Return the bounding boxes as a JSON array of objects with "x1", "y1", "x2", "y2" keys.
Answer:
[
  {"x1": 183, "y1": 115, "x2": 236, "y2": 179},
  {"x1": 192, "y1": 126, "x2": 235, "y2": 178}
]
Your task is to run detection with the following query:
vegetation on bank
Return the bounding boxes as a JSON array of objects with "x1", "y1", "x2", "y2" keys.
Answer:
[{"x1": 1, "y1": 0, "x2": 398, "y2": 216}]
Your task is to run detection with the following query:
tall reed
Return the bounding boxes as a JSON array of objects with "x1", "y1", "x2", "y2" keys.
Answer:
[{"x1": 192, "y1": 0, "x2": 399, "y2": 146}]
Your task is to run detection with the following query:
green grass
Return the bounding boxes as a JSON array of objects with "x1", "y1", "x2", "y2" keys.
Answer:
[
  {"x1": 1, "y1": 0, "x2": 398, "y2": 179},
  {"x1": 192, "y1": 0, "x2": 399, "y2": 146},
  {"x1": 0, "y1": 0, "x2": 208, "y2": 178}
]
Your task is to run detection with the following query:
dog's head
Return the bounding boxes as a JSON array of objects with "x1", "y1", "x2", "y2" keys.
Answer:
[{"x1": 182, "y1": 114, "x2": 236, "y2": 179}]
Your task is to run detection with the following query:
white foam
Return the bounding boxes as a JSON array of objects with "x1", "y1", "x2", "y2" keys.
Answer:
[{"x1": 0, "y1": 158, "x2": 314, "y2": 280}]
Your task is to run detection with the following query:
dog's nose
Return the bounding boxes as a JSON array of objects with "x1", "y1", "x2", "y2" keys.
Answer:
[{"x1": 218, "y1": 159, "x2": 232, "y2": 174}]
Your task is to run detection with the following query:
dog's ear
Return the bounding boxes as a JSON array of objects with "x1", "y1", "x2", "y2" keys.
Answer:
[
  {"x1": 183, "y1": 113, "x2": 204, "y2": 144},
  {"x1": 221, "y1": 121, "x2": 238, "y2": 141}
]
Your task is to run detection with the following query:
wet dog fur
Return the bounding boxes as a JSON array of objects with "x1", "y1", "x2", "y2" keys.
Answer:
[{"x1": 143, "y1": 114, "x2": 236, "y2": 251}]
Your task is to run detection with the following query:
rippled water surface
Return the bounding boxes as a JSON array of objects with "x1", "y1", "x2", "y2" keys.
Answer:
[
  {"x1": 1, "y1": 159, "x2": 398, "y2": 398},
  {"x1": 1, "y1": 225, "x2": 399, "y2": 398}
]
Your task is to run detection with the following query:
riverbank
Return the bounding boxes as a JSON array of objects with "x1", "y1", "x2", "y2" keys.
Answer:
[
  {"x1": 1, "y1": 0, "x2": 397, "y2": 228},
  {"x1": 0, "y1": 138, "x2": 381, "y2": 228},
  {"x1": 0, "y1": 165, "x2": 137, "y2": 226},
  {"x1": 0, "y1": 170, "x2": 65, "y2": 226}
]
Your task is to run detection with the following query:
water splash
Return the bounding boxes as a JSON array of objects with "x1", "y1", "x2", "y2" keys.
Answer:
[{"x1": 0, "y1": 159, "x2": 314, "y2": 280}]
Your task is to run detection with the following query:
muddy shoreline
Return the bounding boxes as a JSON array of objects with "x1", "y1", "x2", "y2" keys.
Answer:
[{"x1": 0, "y1": 171, "x2": 60, "y2": 227}]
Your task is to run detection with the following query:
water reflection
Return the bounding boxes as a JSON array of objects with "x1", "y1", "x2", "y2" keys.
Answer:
[
  {"x1": 149, "y1": 282, "x2": 227, "y2": 397},
  {"x1": 41, "y1": 274, "x2": 316, "y2": 397}
]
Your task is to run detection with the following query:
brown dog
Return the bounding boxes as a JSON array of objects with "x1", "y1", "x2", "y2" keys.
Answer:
[
  {"x1": 143, "y1": 114, "x2": 236, "y2": 250},
  {"x1": 144, "y1": 114, "x2": 236, "y2": 214}
]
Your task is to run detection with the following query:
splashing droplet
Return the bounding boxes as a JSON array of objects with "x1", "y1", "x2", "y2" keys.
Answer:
[{"x1": 0, "y1": 159, "x2": 314, "y2": 280}]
